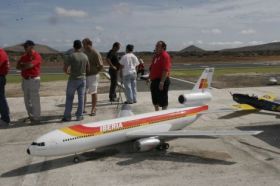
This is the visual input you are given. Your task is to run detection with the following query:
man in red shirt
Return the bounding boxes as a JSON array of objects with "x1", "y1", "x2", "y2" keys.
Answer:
[
  {"x1": 148, "y1": 41, "x2": 171, "y2": 111},
  {"x1": 0, "y1": 48, "x2": 10, "y2": 126},
  {"x1": 16, "y1": 40, "x2": 42, "y2": 123}
]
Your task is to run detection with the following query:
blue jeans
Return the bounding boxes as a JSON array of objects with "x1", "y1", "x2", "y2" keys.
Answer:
[
  {"x1": 63, "y1": 79, "x2": 86, "y2": 119},
  {"x1": 0, "y1": 76, "x2": 10, "y2": 123},
  {"x1": 123, "y1": 73, "x2": 137, "y2": 103}
]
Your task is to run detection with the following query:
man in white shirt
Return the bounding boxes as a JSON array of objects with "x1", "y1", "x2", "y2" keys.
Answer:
[{"x1": 119, "y1": 44, "x2": 139, "y2": 104}]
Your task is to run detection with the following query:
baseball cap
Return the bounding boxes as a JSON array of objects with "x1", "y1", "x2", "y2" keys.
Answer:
[{"x1": 23, "y1": 40, "x2": 35, "y2": 47}]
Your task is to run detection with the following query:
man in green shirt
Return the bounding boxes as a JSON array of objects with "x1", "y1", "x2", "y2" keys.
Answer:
[{"x1": 62, "y1": 40, "x2": 89, "y2": 121}]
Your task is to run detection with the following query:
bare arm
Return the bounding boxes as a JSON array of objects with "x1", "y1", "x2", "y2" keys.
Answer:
[
  {"x1": 106, "y1": 58, "x2": 116, "y2": 70},
  {"x1": 86, "y1": 62, "x2": 90, "y2": 74},
  {"x1": 63, "y1": 64, "x2": 69, "y2": 74},
  {"x1": 159, "y1": 70, "x2": 168, "y2": 91},
  {"x1": 16, "y1": 61, "x2": 33, "y2": 70}
]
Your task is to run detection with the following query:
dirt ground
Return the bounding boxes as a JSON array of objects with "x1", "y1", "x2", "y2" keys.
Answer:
[{"x1": 5, "y1": 73, "x2": 280, "y2": 97}]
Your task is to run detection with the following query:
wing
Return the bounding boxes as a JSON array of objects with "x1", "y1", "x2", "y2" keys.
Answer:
[
  {"x1": 232, "y1": 104, "x2": 257, "y2": 111},
  {"x1": 126, "y1": 130, "x2": 262, "y2": 139},
  {"x1": 260, "y1": 94, "x2": 277, "y2": 101}
]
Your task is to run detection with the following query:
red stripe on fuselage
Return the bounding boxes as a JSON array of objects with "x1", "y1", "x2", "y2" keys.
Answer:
[
  {"x1": 68, "y1": 105, "x2": 208, "y2": 134},
  {"x1": 69, "y1": 125, "x2": 100, "y2": 134}
]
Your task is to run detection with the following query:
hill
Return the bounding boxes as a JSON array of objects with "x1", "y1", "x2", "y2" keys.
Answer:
[
  {"x1": 4, "y1": 43, "x2": 60, "y2": 54},
  {"x1": 179, "y1": 45, "x2": 205, "y2": 53},
  {"x1": 222, "y1": 42, "x2": 280, "y2": 52}
]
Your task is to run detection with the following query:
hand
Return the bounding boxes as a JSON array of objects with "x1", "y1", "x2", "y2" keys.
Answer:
[
  {"x1": 159, "y1": 81, "x2": 164, "y2": 91},
  {"x1": 146, "y1": 78, "x2": 150, "y2": 85}
]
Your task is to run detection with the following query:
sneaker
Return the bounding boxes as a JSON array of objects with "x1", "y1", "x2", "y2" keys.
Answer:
[
  {"x1": 124, "y1": 101, "x2": 133, "y2": 104},
  {"x1": 23, "y1": 117, "x2": 31, "y2": 123},
  {"x1": 0, "y1": 119, "x2": 10, "y2": 127},
  {"x1": 110, "y1": 98, "x2": 116, "y2": 102},
  {"x1": 30, "y1": 119, "x2": 41, "y2": 125},
  {"x1": 61, "y1": 117, "x2": 71, "y2": 122},
  {"x1": 133, "y1": 100, "x2": 137, "y2": 103},
  {"x1": 76, "y1": 116, "x2": 84, "y2": 121}
]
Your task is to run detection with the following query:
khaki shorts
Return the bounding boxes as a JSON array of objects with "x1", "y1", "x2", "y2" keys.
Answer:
[{"x1": 86, "y1": 74, "x2": 99, "y2": 94}]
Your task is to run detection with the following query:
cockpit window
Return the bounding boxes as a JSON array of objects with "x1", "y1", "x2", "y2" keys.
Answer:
[{"x1": 31, "y1": 142, "x2": 45, "y2": 146}]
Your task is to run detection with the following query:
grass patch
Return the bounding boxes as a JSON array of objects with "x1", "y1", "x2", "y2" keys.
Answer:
[
  {"x1": 171, "y1": 66, "x2": 280, "y2": 78},
  {"x1": 6, "y1": 74, "x2": 68, "y2": 83}
]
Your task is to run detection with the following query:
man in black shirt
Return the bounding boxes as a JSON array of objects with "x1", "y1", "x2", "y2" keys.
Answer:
[{"x1": 106, "y1": 42, "x2": 121, "y2": 102}]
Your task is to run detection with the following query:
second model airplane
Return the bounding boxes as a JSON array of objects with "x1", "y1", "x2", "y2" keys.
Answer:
[
  {"x1": 27, "y1": 68, "x2": 261, "y2": 162},
  {"x1": 232, "y1": 93, "x2": 280, "y2": 113}
]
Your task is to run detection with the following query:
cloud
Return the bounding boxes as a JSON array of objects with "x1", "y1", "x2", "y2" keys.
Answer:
[
  {"x1": 209, "y1": 41, "x2": 243, "y2": 46},
  {"x1": 202, "y1": 28, "x2": 222, "y2": 34},
  {"x1": 113, "y1": 3, "x2": 132, "y2": 15},
  {"x1": 55, "y1": 7, "x2": 88, "y2": 18},
  {"x1": 94, "y1": 37, "x2": 101, "y2": 43},
  {"x1": 40, "y1": 38, "x2": 48, "y2": 42},
  {"x1": 241, "y1": 29, "x2": 256, "y2": 35},
  {"x1": 95, "y1": 26, "x2": 104, "y2": 31},
  {"x1": 248, "y1": 41, "x2": 263, "y2": 45}
]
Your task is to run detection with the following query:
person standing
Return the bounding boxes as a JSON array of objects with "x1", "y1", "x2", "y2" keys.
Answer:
[
  {"x1": 137, "y1": 58, "x2": 145, "y2": 80},
  {"x1": 82, "y1": 38, "x2": 103, "y2": 116},
  {"x1": 62, "y1": 40, "x2": 89, "y2": 122},
  {"x1": 0, "y1": 48, "x2": 10, "y2": 126},
  {"x1": 16, "y1": 40, "x2": 42, "y2": 123},
  {"x1": 106, "y1": 42, "x2": 121, "y2": 102},
  {"x1": 148, "y1": 41, "x2": 171, "y2": 111},
  {"x1": 119, "y1": 44, "x2": 139, "y2": 104}
]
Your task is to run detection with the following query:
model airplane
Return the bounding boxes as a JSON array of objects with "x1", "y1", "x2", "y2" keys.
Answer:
[
  {"x1": 232, "y1": 93, "x2": 280, "y2": 112},
  {"x1": 27, "y1": 68, "x2": 261, "y2": 162}
]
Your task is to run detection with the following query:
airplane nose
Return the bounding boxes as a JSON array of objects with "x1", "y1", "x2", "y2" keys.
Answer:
[{"x1": 27, "y1": 148, "x2": 30, "y2": 155}]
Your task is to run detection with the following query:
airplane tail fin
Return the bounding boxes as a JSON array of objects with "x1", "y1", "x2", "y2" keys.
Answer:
[
  {"x1": 192, "y1": 68, "x2": 214, "y2": 93},
  {"x1": 178, "y1": 68, "x2": 214, "y2": 106}
]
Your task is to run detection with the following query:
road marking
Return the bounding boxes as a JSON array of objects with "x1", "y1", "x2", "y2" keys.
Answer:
[
  {"x1": 170, "y1": 77, "x2": 195, "y2": 85},
  {"x1": 170, "y1": 76, "x2": 217, "y2": 89}
]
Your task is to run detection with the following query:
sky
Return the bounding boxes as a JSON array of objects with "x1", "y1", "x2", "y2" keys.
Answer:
[{"x1": 0, "y1": 0, "x2": 280, "y2": 52}]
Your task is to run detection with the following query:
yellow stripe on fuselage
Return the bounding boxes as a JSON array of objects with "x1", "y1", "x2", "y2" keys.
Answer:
[{"x1": 60, "y1": 128, "x2": 85, "y2": 137}]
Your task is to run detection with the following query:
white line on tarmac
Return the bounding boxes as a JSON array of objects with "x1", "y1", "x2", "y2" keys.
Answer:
[
  {"x1": 170, "y1": 76, "x2": 217, "y2": 89},
  {"x1": 169, "y1": 77, "x2": 196, "y2": 85}
]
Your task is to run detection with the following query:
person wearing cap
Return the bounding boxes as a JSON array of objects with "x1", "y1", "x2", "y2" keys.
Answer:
[
  {"x1": 119, "y1": 44, "x2": 139, "y2": 104},
  {"x1": 61, "y1": 40, "x2": 90, "y2": 122},
  {"x1": 148, "y1": 41, "x2": 171, "y2": 111},
  {"x1": 16, "y1": 40, "x2": 42, "y2": 123},
  {"x1": 106, "y1": 42, "x2": 121, "y2": 102},
  {"x1": 0, "y1": 48, "x2": 10, "y2": 126},
  {"x1": 82, "y1": 38, "x2": 103, "y2": 116}
]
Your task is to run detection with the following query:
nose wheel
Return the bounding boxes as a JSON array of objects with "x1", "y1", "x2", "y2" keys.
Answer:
[
  {"x1": 73, "y1": 156, "x2": 80, "y2": 163},
  {"x1": 157, "y1": 143, "x2": 169, "y2": 151}
]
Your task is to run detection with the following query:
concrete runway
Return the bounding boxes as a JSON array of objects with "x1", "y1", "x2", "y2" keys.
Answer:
[{"x1": 0, "y1": 85, "x2": 280, "y2": 186}]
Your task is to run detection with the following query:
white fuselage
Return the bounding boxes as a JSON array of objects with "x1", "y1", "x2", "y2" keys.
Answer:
[{"x1": 28, "y1": 105, "x2": 207, "y2": 157}]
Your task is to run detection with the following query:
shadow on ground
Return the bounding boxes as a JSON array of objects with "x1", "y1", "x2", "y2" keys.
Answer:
[
  {"x1": 1, "y1": 147, "x2": 235, "y2": 177},
  {"x1": 238, "y1": 124, "x2": 280, "y2": 149}
]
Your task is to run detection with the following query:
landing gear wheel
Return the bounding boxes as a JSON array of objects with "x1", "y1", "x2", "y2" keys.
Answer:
[
  {"x1": 73, "y1": 156, "x2": 80, "y2": 163},
  {"x1": 157, "y1": 145, "x2": 164, "y2": 151},
  {"x1": 157, "y1": 143, "x2": 169, "y2": 151},
  {"x1": 163, "y1": 143, "x2": 169, "y2": 150}
]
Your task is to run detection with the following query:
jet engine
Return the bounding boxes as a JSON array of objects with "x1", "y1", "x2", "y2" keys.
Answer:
[
  {"x1": 134, "y1": 137, "x2": 161, "y2": 152},
  {"x1": 178, "y1": 92, "x2": 212, "y2": 106}
]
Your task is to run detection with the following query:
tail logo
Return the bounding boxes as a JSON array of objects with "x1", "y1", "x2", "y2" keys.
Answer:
[{"x1": 199, "y1": 79, "x2": 208, "y2": 89}]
